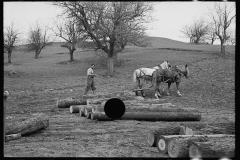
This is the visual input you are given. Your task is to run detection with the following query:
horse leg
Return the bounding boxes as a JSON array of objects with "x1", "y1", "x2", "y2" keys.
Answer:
[
  {"x1": 156, "y1": 82, "x2": 162, "y2": 98},
  {"x1": 166, "y1": 82, "x2": 171, "y2": 96},
  {"x1": 176, "y1": 82, "x2": 182, "y2": 97}
]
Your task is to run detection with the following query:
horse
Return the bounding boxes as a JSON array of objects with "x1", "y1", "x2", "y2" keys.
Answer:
[
  {"x1": 152, "y1": 64, "x2": 189, "y2": 99},
  {"x1": 132, "y1": 61, "x2": 170, "y2": 96}
]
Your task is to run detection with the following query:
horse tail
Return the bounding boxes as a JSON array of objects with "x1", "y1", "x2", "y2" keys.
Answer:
[{"x1": 133, "y1": 69, "x2": 137, "y2": 83}]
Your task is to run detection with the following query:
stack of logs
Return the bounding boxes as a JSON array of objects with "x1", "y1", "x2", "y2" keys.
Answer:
[
  {"x1": 147, "y1": 122, "x2": 235, "y2": 158},
  {"x1": 57, "y1": 95, "x2": 201, "y2": 122}
]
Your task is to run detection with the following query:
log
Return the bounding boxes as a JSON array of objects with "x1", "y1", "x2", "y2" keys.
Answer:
[
  {"x1": 69, "y1": 105, "x2": 86, "y2": 113},
  {"x1": 5, "y1": 113, "x2": 49, "y2": 136},
  {"x1": 87, "y1": 98, "x2": 108, "y2": 105},
  {"x1": 57, "y1": 97, "x2": 87, "y2": 108},
  {"x1": 121, "y1": 112, "x2": 201, "y2": 121},
  {"x1": 94, "y1": 105, "x2": 198, "y2": 113},
  {"x1": 180, "y1": 121, "x2": 235, "y2": 134},
  {"x1": 147, "y1": 125, "x2": 181, "y2": 147},
  {"x1": 91, "y1": 111, "x2": 201, "y2": 121},
  {"x1": 189, "y1": 136, "x2": 235, "y2": 158},
  {"x1": 156, "y1": 135, "x2": 171, "y2": 154},
  {"x1": 87, "y1": 96, "x2": 138, "y2": 106},
  {"x1": 79, "y1": 107, "x2": 85, "y2": 117},
  {"x1": 91, "y1": 112, "x2": 111, "y2": 121},
  {"x1": 84, "y1": 106, "x2": 93, "y2": 117},
  {"x1": 87, "y1": 112, "x2": 92, "y2": 119},
  {"x1": 5, "y1": 133, "x2": 21, "y2": 142},
  {"x1": 179, "y1": 126, "x2": 193, "y2": 135},
  {"x1": 167, "y1": 137, "x2": 190, "y2": 158}
]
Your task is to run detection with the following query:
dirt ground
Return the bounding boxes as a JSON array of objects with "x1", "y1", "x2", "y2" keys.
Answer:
[{"x1": 4, "y1": 41, "x2": 235, "y2": 157}]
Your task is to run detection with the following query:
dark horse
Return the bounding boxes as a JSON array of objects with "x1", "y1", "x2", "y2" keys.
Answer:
[{"x1": 152, "y1": 64, "x2": 189, "y2": 99}]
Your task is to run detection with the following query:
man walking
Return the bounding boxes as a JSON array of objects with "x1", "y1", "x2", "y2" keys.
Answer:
[{"x1": 84, "y1": 64, "x2": 98, "y2": 95}]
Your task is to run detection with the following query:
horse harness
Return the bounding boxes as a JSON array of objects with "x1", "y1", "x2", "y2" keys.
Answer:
[{"x1": 157, "y1": 66, "x2": 182, "y2": 83}]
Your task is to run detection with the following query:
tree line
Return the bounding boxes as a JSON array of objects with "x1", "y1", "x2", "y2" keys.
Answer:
[
  {"x1": 181, "y1": 2, "x2": 235, "y2": 54},
  {"x1": 4, "y1": 2, "x2": 235, "y2": 75}
]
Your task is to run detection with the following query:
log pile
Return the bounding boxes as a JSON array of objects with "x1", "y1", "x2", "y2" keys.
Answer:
[{"x1": 146, "y1": 122, "x2": 235, "y2": 158}]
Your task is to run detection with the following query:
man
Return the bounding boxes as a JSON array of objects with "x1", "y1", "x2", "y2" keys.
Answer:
[{"x1": 84, "y1": 64, "x2": 98, "y2": 95}]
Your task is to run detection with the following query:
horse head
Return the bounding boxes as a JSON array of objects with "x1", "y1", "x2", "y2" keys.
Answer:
[{"x1": 173, "y1": 64, "x2": 189, "y2": 79}]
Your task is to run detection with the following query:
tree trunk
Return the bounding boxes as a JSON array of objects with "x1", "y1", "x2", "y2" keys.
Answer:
[
  {"x1": 57, "y1": 97, "x2": 87, "y2": 108},
  {"x1": 35, "y1": 50, "x2": 39, "y2": 59},
  {"x1": 5, "y1": 113, "x2": 49, "y2": 136},
  {"x1": 69, "y1": 49, "x2": 74, "y2": 61},
  {"x1": 147, "y1": 125, "x2": 181, "y2": 147},
  {"x1": 107, "y1": 56, "x2": 114, "y2": 76},
  {"x1": 8, "y1": 51, "x2": 12, "y2": 64},
  {"x1": 189, "y1": 136, "x2": 235, "y2": 158},
  {"x1": 5, "y1": 133, "x2": 21, "y2": 142},
  {"x1": 69, "y1": 105, "x2": 86, "y2": 113},
  {"x1": 180, "y1": 121, "x2": 235, "y2": 134},
  {"x1": 220, "y1": 39, "x2": 226, "y2": 55},
  {"x1": 91, "y1": 111, "x2": 201, "y2": 121}
]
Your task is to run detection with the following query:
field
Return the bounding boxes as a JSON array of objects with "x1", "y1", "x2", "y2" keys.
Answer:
[{"x1": 4, "y1": 37, "x2": 235, "y2": 157}]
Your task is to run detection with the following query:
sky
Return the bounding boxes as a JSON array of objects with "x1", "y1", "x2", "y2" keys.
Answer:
[{"x1": 3, "y1": 1, "x2": 236, "y2": 44}]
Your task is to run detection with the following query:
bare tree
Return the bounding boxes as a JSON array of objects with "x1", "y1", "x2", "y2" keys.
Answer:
[
  {"x1": 226, "y1": 29, "x2": 235, "y2": 45},
  {"x1": 192, "y1": 18, "x2": 209, "y2": 44},
  {"x1": 53, "y1": 2, "x2": 153, "y2": 75},
  {"x1": 51, "y1": 18, "x2": 86, "y2": 61},
  {"x1": 181, "y1": 18, "x2": 209, "y2": 44},
  {"x1": 180, "y1": 25, "x2": 194, "y2": 43},
  {"x1": 208, "y1": 2, "x2": 236, "y2": 55},
  {"x1": 27, "y1": 21, "x2": 49, "y2": 59},
  {"x1": 205, "y1": 22, "x2": 218, "y2": 45},
  {"x1": 4, "y1": 22, "x2": 20, "y2": 64}
]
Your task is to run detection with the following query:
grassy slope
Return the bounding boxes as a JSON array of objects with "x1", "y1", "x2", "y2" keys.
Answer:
[{"x1": 4, "y1": 37, "x2": 235, "y2": 157}]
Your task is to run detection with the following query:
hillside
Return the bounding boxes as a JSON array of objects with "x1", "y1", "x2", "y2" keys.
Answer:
[{"x1": 4, "y1": 35, "x2": 235, "y2": 157}]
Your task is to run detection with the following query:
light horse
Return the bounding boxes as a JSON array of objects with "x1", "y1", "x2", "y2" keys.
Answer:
[
  {"x1": 152, "y1": 64, "x2": 189, "y2": 99},
  {"x1": 132, "y1": 61, "x2": 170, "y2": 96}
]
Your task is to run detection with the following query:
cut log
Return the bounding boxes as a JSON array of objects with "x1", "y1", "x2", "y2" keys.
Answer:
[
  {"x1": 91, "y1": 111, "x2": 201, "y2": 121},
  {"x1": 180, "y1": 121, "x2": 235, "y2": 134},
  {"x1": 87, "y1": 98, "x2": 108, "y2": 105},
  {"x1": 179, "y1": 126, "x2": 193, "y2": 135},
  {"x1": 91, "y1": 112, "x2": 111, "y2": 121},
  {"x1": 5, "y1": 113, "x2": 49, "y2": 136},
  {"x1": 189, "y1": 136, "x2": 235, "y2": 158},
  {"x1": 5, "y1": 133, "x2": 21, "y2": 142},
  {"x1": 69, "y1": 105, "x2": 86, "y2": 113},
  {"x1": 121, "y1": 112, "x2": 201, "y2": 121},
  {"x1": 84, "y1": 106, "x2": 93, "y2": 117},
  {"x1": 87, "y1": 112, "x2": 92, "y2": 119},
  {"x1": 167, "y1": 137, "x2": 190, "y2": 158},
  {"x1": 79, "y1": 107, "x2": 85, "y2": 117},
  {"x1": 156, "y1": 135, "x2": 171, "y2": 154},
  {"x1": 94, "y1": 104, "x2": 198, "y2": 113},
  {"x1": 162, "y1": 134, "x2": 234, "y2": 139},
  {"x1": 57, "y1": 98, "x2": 87, "y2": 108},
  {"x1": 147, "y1": 125, "x2": 181, "y2": 147}
]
